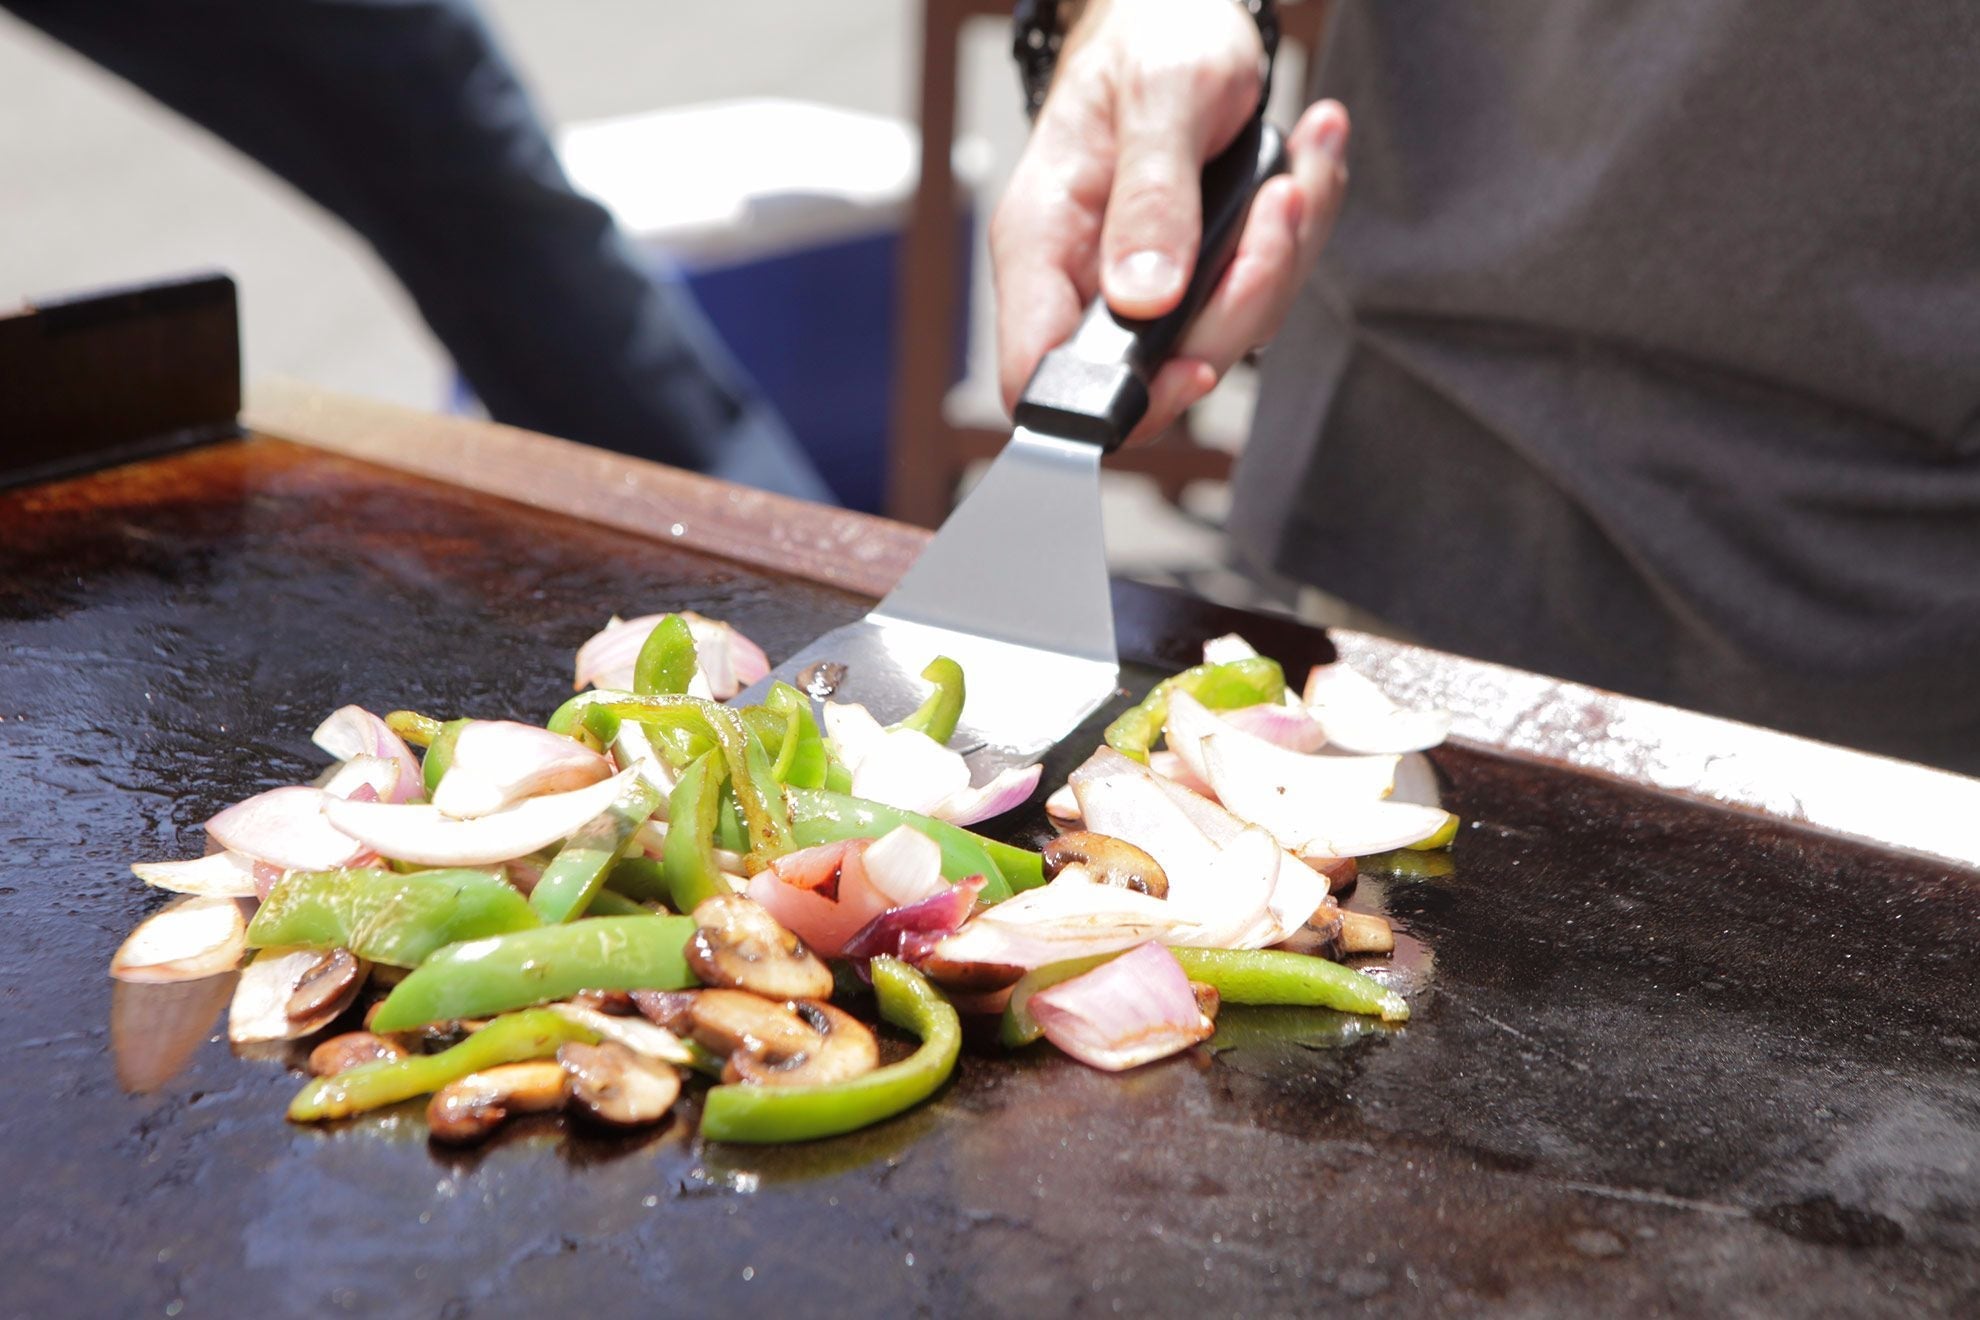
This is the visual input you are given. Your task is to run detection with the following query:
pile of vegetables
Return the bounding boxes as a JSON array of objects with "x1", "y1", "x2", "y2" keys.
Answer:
[{"x1": 112, "y1": 611, "x2": 1454, "y2": 1146}]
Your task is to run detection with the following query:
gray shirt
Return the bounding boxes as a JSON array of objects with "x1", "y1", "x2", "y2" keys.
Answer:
[{"x1": 1235, "y1": 1, "x2": 1980, "y2": 772}]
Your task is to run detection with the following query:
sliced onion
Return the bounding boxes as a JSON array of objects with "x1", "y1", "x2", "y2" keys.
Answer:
[
  {"x1": 228, "y1": 947, "x2": 367, "y2": 1044},
  {"x1": 1029, "y1": 941, "x2": 1213, "y2": 1071},
  {"x1": 1201, "y1": 633, "x2": 1260, "y2": 665},
  {"x1": 934, "y1": 762, "x2": 1043, "y2": 826},
  {"x1": 1301, "y1": 661, "x2": 1452, "y2": 754},
  {"x1": 573, "y1": 612, "x2": 770, "y2": 699},
  {"x1": 547, "y1": 1002, "x2": 697, "y2": 1066},
  {"x1": 431, "y1": 720, "x2": 613, "y2": 819},
  {"x1": 207, "y1": 786, "x2": 369, "y2": 871},
  {"x1": 131, "y1": 851, "x2": 262, "y2": 898},
  {"x1": 930, "y1": 874, "x2": 1188, "y2": 971},
  {"x1": 326, "y1": 767, "x2": 637, "y2": 866},
  {"x1": 611, "y1": 722, "x2": 679, "y2": 803},
  {"x1": 1147, "y1": 772, "x2": 1332, "y2": 938},
  {"x1": 747, "y1": 838, "x2": 904, "y2": 958},
  {"x1": 1200, "y1": 736, "x2": 1455, "y2": 858},
  {"x1": 1166, "y1": 691, "x2": 1398, "y2": 804},
  {"x1": 860, "y1": 825, "x2": 949, "y2": 908},
  {"x1": 111, "y1": 896, "x2": 251, "y2": 984},
  {"x1": 1147, "y1": 749, "x2": 1214, "y2": 797},
  {"x1": 843, "y1": 874, "x2": 985, "y2": 966},
  {"x1": 1044, "y1": 783, "x2": 1082, "y2": 827},
  {"x1": 1218, "y1": 702, "x2": 1327, "y2": 753},
  {"x1": 321, "y1": 754, "x2": 402, "y2": 803},
  {"x1": 311, "y1": 705, "x2": 423, "y2": 803}
]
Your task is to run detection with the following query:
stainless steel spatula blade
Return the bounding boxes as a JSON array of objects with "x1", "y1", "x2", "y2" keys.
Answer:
[
  {"x1": 736, "y1": 427, "x2": 1118, "y2": 778},
  {"x1": 730, "y1": 119, "x2": 1288, "y2": 775}
]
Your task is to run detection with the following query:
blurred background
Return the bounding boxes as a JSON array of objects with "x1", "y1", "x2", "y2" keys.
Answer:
[{"x1": 0, "y1": 0, "x2": 1320, "y2": 615}]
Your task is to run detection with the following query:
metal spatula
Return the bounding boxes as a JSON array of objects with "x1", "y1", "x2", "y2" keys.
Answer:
[{"x1": 733, "y1": 120, "x2": 1289, "y2": 776}]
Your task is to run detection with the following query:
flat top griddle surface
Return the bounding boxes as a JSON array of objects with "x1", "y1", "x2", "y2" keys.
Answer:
[{"x1": 2, "y1": 440, "x2": 1975, "y2": 1318}]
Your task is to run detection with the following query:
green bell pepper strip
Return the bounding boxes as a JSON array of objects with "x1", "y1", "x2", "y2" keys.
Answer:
[
  {"x1": 528, "y1": 774, "x2": 665, "y2": 923},
  {"x1": 1102, "y1": 656, "x2": 1287, "y2": 763},
  {"x1": 583, "y1": 887, "x2": 649, "y2": 917},
  {"x1": 663, "y1": 752, "x2": 735, "y2": 914},
  {"x1": 764, "y1": 682, "x2": 828, "y2": 788},
  {"x1": 891, "y1": 656, "x2": 965, "y2": 745},
  {"x1": 785, "y1": 788, "x2": 1036, "y2": 901},
  {"x1": 369, "y1": 915, "x2": 700, "y2": 1032},
  {"x1": 1000, "y1": 945, "x2": 1410, "y2": 1047},
  {"x1": 590, "y1": 695, "x2": 792, "y2": 868},
  {"x1": 633, "y1": 613, "x2": 699, "y2": 697},
  {"x1": 385, "y1": 710, "x2": 443, "y2": 748},
  {"x1": 246, "y1": 867, "x2": 539, "y2": 968},
  {"x1": 419, "y1": 718, "x2": 473, "y2": 795},
  {"x1": 604, "y1": 854, "x2": 671, "y2": 905},
  {"x1": 699, "y1": 956, "x2": 960, "y2": 1144},
  {"x1": 287, "y1": 1008, "x2": 599, "y2": 1122}
]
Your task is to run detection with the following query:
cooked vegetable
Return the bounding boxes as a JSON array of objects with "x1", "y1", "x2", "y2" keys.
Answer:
[
  {"x1": 892, "y1": 656, "x2": 966, "y2": 745},
  {"x1": 561, "y1": 1041, "x2": 681, "y2": 1127},
  {"x1": 1103, "y1": 656, "x2": 1286, "y2": 763},
  {"x1": 686, "y1": 894, "x2": 834, "y2": 1000},
  {"x1": 699, "y1": 957, "x2": 960, "y2": 1144},
  {"x1": 1026, "y1": 942, "x2": 1214, "y2": 1071},
  {"x1": 111, "y1": 896, "x2": 250, "y2": 984},
  {"x1": 786, "y1": 788, "x2": 1036, "y2": 898},
  {"x1": 368, "y1": 915, "x2": 699, "y2": 1032},
  {"x1": 528, "y1": 774, "x2": 665, "y2": 923},
  {"x1": 662, "y1": 752, "x2": 735, "y2": 914},
  {"x1": 1042, "y1": 831, "x2": 1169, "y2": 897},
  {"x1": 426, "y1": 1060, "x2": 571, "y2": 1144},
  {"x1": 289, "y1": 1008, "x2": 598, "y2": 1122},
  {"x1": 247, "y1": 867, "x2": 538, "y2": 967},
  {"x1": 632, "y1": 613, "x2": 700, "y2": 697},
  {"x1": 308, "y1": 1032, "x2": 407, "y2": 1077}
]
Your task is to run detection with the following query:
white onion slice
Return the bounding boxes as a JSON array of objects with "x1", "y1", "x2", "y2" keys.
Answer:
[
  {"x1": 130, "y1": 851, "x2": 262, "y2": 898},
  {"x1": 110, "y1": 896, "x2": 251, "y2": 984},
  {"x1": 321, "y1": 754, "x2": 402, "y2": 803},
  {"x1": 1166, "y1": 691, "x2": 1399, "y2": 803},
  {"x1": 548, "y1": 1002, "x2": 698, "y2": 1066},
  {"x1": 1201, "y1": 737, "x2": 1455, "y2": 858},
  {"x1": 311, "y1": 705, "x2": 423, "y2": 803},
  {"x1": 931, "y1": 874, "x2": 1188, "y2": 970},
  {"x1": 1201, "y1": 633, "x2": 1260, "y2": 665},
  {"x1": 1147, "y1": 749, "x2": 1214, "y2": 797},
  {"x1": 934, "y1": 762, "x2": 1042, "y2": 826},
  {"x1": 326, "y1": 767, "x2": 637, "y2": 866},
  {"x1": 207, "y1": 786, "x2": 369, "y2": 871},
  {"x1": 611, "y1": 722, "x2": 680, "y2": 803},
  {"x1": 1301, "y1": 662, "x2": 1453, "y2": 754},
  {"x1": 573, "y1": 612, "x2": 770, "y2": 699},
  {"x1": 228, "y1": 947, "x2": 367, "y2": 1044},
  {"x1": 431, "y1": 720, "x2": 613, "y2": 819},
  {"x1": 1147, "y1": 772, "x2": 1331, "y2": 937},
  {"x1": 1218, "y1": 702, "x2": 1327, "y2": 753},
  {"x1": 1029, "y1": 941, "x2": 1214, "y2": 1071},
  {"x1": 860, "y1": 825, "x2": 949, "y2": 908},
  {"x1": 748, "y1": 839, "x2": 901, "y2": 957},
  {"x1": 1044, "y1": 783, "x2": 1082, "y2": 827}
]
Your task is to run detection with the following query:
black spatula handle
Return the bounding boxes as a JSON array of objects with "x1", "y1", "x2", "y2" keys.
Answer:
[{"x1": 1011, "y1": 117, "x2": 1288, "y2": 452}]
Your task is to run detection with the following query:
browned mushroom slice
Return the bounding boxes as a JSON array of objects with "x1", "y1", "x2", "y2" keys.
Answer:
[
  {"x1": 725, "y1": 1001, "x2": 879, "y2": 1088},
  {"x1": 686, "y1": 988, "x2": 823, "y2": 1061},
  {"x1": 426, "y1": 1060, "x2": 570, "y2": 1145},
  {"x1": 685, "y1": 894, "x2": 833, "y2": 1000},
  {"x1": 1042, "y1": 831, "x2": 1170, "y2": 899},
  {"x1": 308, "y1": 1031, "x2": 408, "y2": 1077},
  {"x1": 570, "y1": 989, "x2": 637, "y2": 1016},
  {"x1": 1304, "y1": 899, "x2": 1345, "y2": 946},
  {"x1": 916, "y1": 951, "x2": 1026, "y2": 993},
  {"x1": 286, "y1": 948, "x2": 364, "y2": 1022},
  {"x1": 630, "y1": 989, "x2": 697, "y2": 1034},
  {"x1": 559, "y1": 1041, "x2": 681, "y2": 1128},
  {"x1": 1190, "y1": 981, "x2": 1222, "y2": 1023},
  {"x1": 1338, "y1": 910, "x2": 1396, "y2": 956}
]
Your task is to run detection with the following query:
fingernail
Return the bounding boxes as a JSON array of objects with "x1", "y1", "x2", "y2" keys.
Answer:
[
  {"x1": 1311, "y1": 114, "x2": 1347, "y2": 163},
  {"x1": 1110, "y1": 249, "x2": 1183, "y2": 304}
]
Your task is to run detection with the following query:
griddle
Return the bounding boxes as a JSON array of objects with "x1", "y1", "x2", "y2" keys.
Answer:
[{"x1": 3, "y1": 417, "x2": 1978, "y2": 1317}]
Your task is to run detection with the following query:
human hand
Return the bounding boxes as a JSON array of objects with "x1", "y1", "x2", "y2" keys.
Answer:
[{"x1": 991, "y1": 0, "x2": 1349, "y2": 443}]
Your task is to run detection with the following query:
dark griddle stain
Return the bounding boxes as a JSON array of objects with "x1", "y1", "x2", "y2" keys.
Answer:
[{"x1": 2, "y1": 438, "x2": 1978, "y2": 1317}]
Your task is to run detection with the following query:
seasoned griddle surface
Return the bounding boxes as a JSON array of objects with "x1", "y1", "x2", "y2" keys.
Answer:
[{"x1": 2, "y1": 440, "x2": 1976, "y2": 1317}]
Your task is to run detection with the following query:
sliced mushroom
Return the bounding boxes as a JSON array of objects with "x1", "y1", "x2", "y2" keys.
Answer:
[
  {"x1": 725, "y1": 1001, "x2": 879, "y2": 1088},
  {"x1": 1304, "y1": 899, "x2": 1346, "y2": 946},
  {"x1": 286, "y1": 948, "x2": 364, "y2": 1022},
  {"x1": 308, "y1": 1031, "x2": 408, "y2": 1077},
  {"x1": 559, "y1": 1041, "x2": 681, "y2": 1127},
  {"x1": 916, "y1": 951, "x2": 1027, "y2": 993},
  {"x1": 1190, "y1": 981, "x2": 1221, "y2": 1023},
  {"x1": 570, "y1": 988, "x2": 637, "y2": 1016},
  {"x1": 1338, "y1": 910, "x2": 1396, "y2": 956},
  {"x1": 686, "y1": 988, "x2": 823, "y2": 1060},
  {"x1": 685, "y1": 894, "x2": 833, "y2": 1000},
  {"x1": 630, "y1": 989, "x2": 697, "y2": 1034},
  {"x1": 426, "y1": 1060, "x2": 570, "y2": 1145},
  {"x1": 1042, "y1": 831, "x2": 1169, "y2": 899}
]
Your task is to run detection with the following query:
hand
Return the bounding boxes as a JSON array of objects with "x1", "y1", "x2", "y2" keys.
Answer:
[{"x1": 990, "y1": 0, "x2": 1349, "y2": 444}]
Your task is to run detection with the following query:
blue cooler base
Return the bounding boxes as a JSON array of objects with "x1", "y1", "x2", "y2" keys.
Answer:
[{"x1": 675, "y1": 217, "x2": 972, "y2": 513}]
